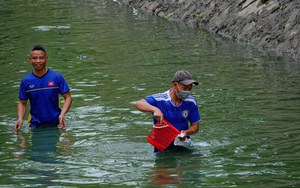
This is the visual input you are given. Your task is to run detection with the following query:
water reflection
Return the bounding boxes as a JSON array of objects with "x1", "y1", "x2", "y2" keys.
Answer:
[
  {"x1": 149, "y1": 148, "x2": 201, "y2": 187},
  {"x1": 13, "y1": 127, "x2": 73, "y2": 163},
  {"x1": 11, "y1": 128, "x2": 74, "y2": 185}
]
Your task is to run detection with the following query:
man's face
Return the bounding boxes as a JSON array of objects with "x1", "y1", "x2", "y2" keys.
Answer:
[
  {"x1": 29, "y1": 50, "x2": 48, "y2": 70},
  {"x1": 176, "y1": 82, "x2": 193, "y2": 92}
]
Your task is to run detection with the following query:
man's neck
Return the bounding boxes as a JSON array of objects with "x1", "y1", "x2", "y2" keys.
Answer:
[
  {"x1": 170, "y1": 88, "x2": 182, "y2": 106},
  {"x1": 33, "y1": 68, "x2": 48, "y2": 77}
]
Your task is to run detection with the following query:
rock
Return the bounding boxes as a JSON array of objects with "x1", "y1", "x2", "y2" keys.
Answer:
[{"x1": 121, "y1": 0, "x2": 299, "y2": 63}]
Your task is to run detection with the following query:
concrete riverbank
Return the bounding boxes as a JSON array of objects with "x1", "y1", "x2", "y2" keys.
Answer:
[{"x1": 120, "y1": 0, "x2": 299, "y2": 63}]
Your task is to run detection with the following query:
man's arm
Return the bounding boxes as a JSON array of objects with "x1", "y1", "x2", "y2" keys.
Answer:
[
  {"x1": 186, "y1": 122, "x2": 199, "y2": 136},
  {"x1": 135, "y1": 99, "x2": 164, "y2": 124},
  {"x1": 14, "y1": 100, "x2": 27, "y2": 130},
  {"x1": 58, "y1": 92, "x2": 72, "y2": 129},
  {"x1": 179, "y1": 122, "x2": 199, "y2": 141}
]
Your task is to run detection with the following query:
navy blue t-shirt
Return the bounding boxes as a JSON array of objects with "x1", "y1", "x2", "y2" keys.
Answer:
[{"x1": 19, "y1": 69, "x2": 70, "y2": 127}]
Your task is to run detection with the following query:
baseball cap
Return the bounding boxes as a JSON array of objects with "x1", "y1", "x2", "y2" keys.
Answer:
[{"x1": 172, "y1": 70, "x2": 198, "y2": 85}]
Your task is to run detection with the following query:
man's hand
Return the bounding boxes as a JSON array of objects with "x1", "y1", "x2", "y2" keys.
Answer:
[
  {"x1": 14, "y1": 119, "x2": 23, "y2": 130},
  {"x1": 179, "y1": 131, "x2": 187, "y2": 141},
  {"x1": 153, "y1": 108, "x2": 164, "y2": 124},
  {"x1": 57, "y1": 114, "x2": 67, "y2": 129}
]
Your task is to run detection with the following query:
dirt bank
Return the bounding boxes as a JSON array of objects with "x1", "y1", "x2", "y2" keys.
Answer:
[{"x1": 120, "y1": 0, "x2": 299, "y2": 63}]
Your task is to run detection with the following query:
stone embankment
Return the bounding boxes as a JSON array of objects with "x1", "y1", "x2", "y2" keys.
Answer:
[{"x1": 121, "y1": 0, "x2": 299, "y2": 63}]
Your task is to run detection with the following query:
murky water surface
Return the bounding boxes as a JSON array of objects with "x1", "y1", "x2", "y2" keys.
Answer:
[{"x1": 0, "y1": 1, "x2": 300, "y2": 187}]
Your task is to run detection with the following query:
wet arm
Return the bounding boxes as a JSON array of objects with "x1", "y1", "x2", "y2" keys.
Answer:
[
  {"x1": 14, "y1": 100, "x2": 27, "y2": 130},
  {"x1": 58, "y1": 92, "x2": 72, "y2": 129},
  {"x1": 61, "y1": 92, "x2": 72, "y2": 116},
  {"x1": 181, "y1": 122, "x2": 199, "y2": 137},
  {"x1": 135, "y1": 99, "x2": 163, "y2": 124}
]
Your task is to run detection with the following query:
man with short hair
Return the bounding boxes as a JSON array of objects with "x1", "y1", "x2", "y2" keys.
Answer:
[
  {"x1": 14, "y1": 45, "x2": 72, "y2": 130},
  {"x1": 135, "y1": 70, "x2": 201, "y2": 152}
]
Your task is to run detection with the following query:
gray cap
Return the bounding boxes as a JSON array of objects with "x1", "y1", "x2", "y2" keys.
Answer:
[{"x1": 172, "y1": 70, "x2": 198, "y2": 86}]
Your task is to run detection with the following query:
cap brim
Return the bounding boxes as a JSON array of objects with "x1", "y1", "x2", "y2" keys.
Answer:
[{"x1": 180, "y1": 79, "x2": 198, "y2": 86}]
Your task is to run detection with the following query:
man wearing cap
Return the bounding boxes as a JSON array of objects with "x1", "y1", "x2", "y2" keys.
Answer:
[
  {"x1": 135, "y1": 70, "x2": 201, "y2": 152},
  {"x1": 14, "y1": 45, "x2": 72, "y2": 130}
]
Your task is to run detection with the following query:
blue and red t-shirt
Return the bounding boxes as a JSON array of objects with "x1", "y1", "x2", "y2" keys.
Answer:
[
  {"x1": 145, "y1": 90, "x2": 201, "y2": 152},
  {"x1": 19, "y1": 69, "x2": 70, "y2": 127}
]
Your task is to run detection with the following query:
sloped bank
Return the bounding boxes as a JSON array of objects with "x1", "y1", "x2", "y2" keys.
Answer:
[{"x1": 121, "y1": 0, "x2": 299, "y2": 63}]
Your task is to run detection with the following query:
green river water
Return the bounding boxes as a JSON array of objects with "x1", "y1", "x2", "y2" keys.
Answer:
[{"x1": 0, "y1": 0, "x2": 300, "y2": 187}]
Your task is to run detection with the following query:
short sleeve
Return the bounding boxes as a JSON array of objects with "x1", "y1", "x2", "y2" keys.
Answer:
[
  {"x1": 57, "y1": 73, "x2": 70, "y2": 94},
  {"x1": 18, "y1": 80, "x2": 27, "y2": 100}
]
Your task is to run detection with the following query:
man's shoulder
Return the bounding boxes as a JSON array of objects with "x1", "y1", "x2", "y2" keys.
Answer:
[
  {"x1": 22, "y1": 72, "x2": 34, "y2": 80},
  {"x1": 48, "y1": 69, "x2": 62, "y2": 75},
  {"x1": 47, "y1": 69, "x2": 66, "y2": 80},
  {"x1": 184, "y1": 95, "x2": 198, "y2": 105},
  {"x1": 151, "y1": 90, "x2": 170, "y2": 101}
]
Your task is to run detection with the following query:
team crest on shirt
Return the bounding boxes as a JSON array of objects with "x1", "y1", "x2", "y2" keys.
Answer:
[
  {"x1": 48, "y1": 81, "x2": 54, "y2": 86},
  {"x1": 29, "y1": 84, "x2": 35, "y2": 88},
  {"x1": 182, "y1": 110, "x2": 189, "y2": 118}
]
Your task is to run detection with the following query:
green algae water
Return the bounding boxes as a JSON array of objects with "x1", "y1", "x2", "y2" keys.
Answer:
[{"x1": 0, "y1": 0, "x2": 300, "y2": 187}]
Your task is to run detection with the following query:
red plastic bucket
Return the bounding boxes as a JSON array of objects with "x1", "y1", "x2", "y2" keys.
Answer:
[{"x1": 147, "y1": 119, "x2": 180, "y2": 152}]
